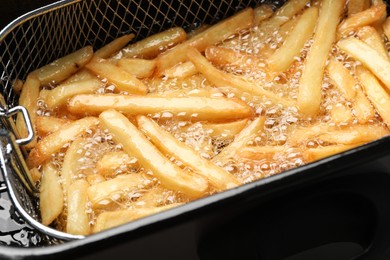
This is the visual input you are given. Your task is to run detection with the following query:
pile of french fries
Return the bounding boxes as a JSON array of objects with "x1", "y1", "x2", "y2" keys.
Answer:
[{"x1": 13, "y1": 0, "x2": 390, "y2": 235}]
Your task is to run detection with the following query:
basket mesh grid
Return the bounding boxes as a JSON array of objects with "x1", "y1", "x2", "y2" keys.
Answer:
[{"x1": 0, "y1": 0, "x2": 281, "y2": 246}]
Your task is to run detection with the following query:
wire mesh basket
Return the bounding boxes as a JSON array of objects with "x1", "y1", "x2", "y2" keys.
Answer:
[{"x1": 0, "y1": 0, "x2": 282, "y2": 246}]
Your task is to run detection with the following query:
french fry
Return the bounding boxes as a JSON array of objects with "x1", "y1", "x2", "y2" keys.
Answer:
[
  {"x1": 267, "y1": 7, "x2": 318, "y2": 73},
  {"x1": 16, "y1": 74, "x2": 40, "y2": 149},
  {"x1": 347, "y1": 0, "x2": 370, "y2": 16},
  {"x1": 356, "y1": 66, "x2": 390, "y2": 127},
  {"x1": 254, "y1": 4, "x2": 274, "y2": 25},
  {"x1": 277, "y1": 15, "x2": 300, "y2": 44},
  {"x1": 32, "y1": 46, "x2": 94, "y2": 86},
  {"x1": 44, "y1": 79, "x2": 104, "y2": 109},
  {"x1": 117, "y1": 58, "x2": 156, "y2": 78},
  {"x1": 133, "y1": 186, "x2": 183, "y2": 208},
  {"x1": 87, "y1": 174, "x2": 153, "y2": 207},
  {"x1": 352, "y1": 86, "x2": 376, "y2": 124},
  {"x1": 99, "y1": 109, "x2": 209, "y2": 198},
  {"x1": 121, "y1": 27, "x2": 186, "y2": 59},
  {"x1": 85, "y1": 58, "x2": 148, "y2": 94},
  {"x1": 61, "y1": 69, "x2": 97, "y2": 85},
  {"x1": 39, "y1": 163, "x2": 63, "y2": 226},
  {"x1": 303, "y1": 144, "x2": 362, "y2": 163},
  {"x1": 93, "y1": 203, "x2": 181, "y2": 233},
  {"x1": 29, "y1": 167, "x2": 42, "y2": 184},
  {"x1": 237, "y1": 146, "x2": 290, "y2": 161},
  {"x1": 155, "y1": 8, "x2": 254, "y2": 75},
  {"x1": 192, "y1": 119, "x2": 249, "y2": 140},
  {"x1": 188, "y1": 47, "x2": 295, "y2": 107},
  {"x1": 12, "y1": 79, "x2": 23, "y2": 95},
  {"x1": 288, "y1": 123, "x2": 333, "y2": 146},
  {"x1": 66, "y1": 179, "x2": 90, "y2": 235},
  {"x1": 137, "y1": 115, "x2": 240, "y2": 190},
  {"x1": 27, "y1": 117, "x2": 99, "y2": 168},
  {"x1": 357, "y1": 26, "x2": 388, "y2": 59},
  {"x1": 162, "y1": 61, "x2": 198, "y2": 79},
  {"x1": 298, "y1": 0, "x2": 346, "y2": 116},
  {"x1": 147, "y1": 87, "x2": 223, "y2": 98},
  {"x1": 326, "y1": 58, "x2": 357, "y2": 100},
  {"x1": 60, "y1": 137, "x2": 87, "y2": 198},
  {"x1": 68, "y1": 94, "x2": 254, "y2": 122},
  {"x1": 329, "y1": 104, "x2": 353, "y2": 125},
  {"x1": 96, "y1": 151, "x2": 136, "y2": 176},
  {"x1": 338, "y1": 38, "x2": 390, "y2": 91},
  {"x1": 338, "y1": 4, "x2": 387, "y2": 38},
  {"x1": 260, "y1": 0, "x2": 310, "y2": 29},
  {"x1": 36, "y1": 116, "x2": 73, "y2": 137},
  {"x1": 86, "y1": 174, "x2": 105, "y2": 185},
  {"x1": 94, "y1": 34, "x2": 135, "y2": 59},
  {"x1": 212, "y1": 117, "x2": 265, "y2": 163},
  {"x1": 371, "y1": 0, "x2": 387, "y2": 33}
]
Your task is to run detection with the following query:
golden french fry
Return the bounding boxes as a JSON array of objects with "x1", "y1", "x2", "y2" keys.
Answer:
[
  {"x1": 254, "y1": 4, "x2": 274, "y2": 25},
  {"x1": 93, "y1": 203, "x2": 181, "y2": 233},
  {"x1": 155, "y1": 8, "x2": 254, "y2": 75},
  {"x1": 67, "y1": 179, "x2": 90, "y2": 235},
  {"x1": 188, "y1": 47, "x2": 294, "y2": 106},
  {"x1": 267, "y1": 7, "x2": 318, "y2": 72},
  {"x1": 40, "y1": 163, "x2": 63, "y2": 226},
  {"x1": 27, "y1": 117, "x2": 99, "y2": 168},
  {"x1": 162, "y1": 61, "x2": 198, "y2": 79},
  {"x1": 261, "y1": 0, "x2": 310, "y2": 28},
  {"x1": 303, "y1": 144, "x2": 362, "y2": 163},
  {"x1": 12, "y1": 79, "x2": 23, "y2": 95},
  {"x1": 276, "y1": 15, "x2": 300, "y2": 44},
  {"x1": 137, "y1": 115, "x2": 240, "y2": 190},
  {"x1": 237, "y1": 146, "x2": 290, "y2": 161},
  {"x1": 326, "y1": 58, "x2": 357, "y2": 100},
  {"x1": 288, "y1": 123, "x2": 333, "y2": 146},
  {"x1": 329, "y1": 104, "x2": 353, "y2": 125},
  {"x1": 352, "y1": 86, "x2": 376, "y2": 124},
  {"x1": 99, "y1": 109, "x2": 209, "y2": 198},
  {"x1": 36, "y1": 116, "x2": 73, "y2": 137},
  {"x1": 212, "y1": 117, "x2": 265, "y2": 163},
  {"x1": 194, "y1": 119, "x2": 249, "y2": 140},
  {"x1": 121, "y1": 27, "x2": 186, "y2": 59},
  {"x1": 16, "y1": 74, "x2": 40, "y2": 149},
  {"x1": 87, "y1": 174, "x2": 153, "y2": 207},
  {"x1": 357, "y1": 26, "x2": 388, "y2": 59},
  {"x1": 62, "y1": 69, "x2": 97, "y2": 84},
  {"x1": 338, "y1": 38, "x2": 390, "y2": 91},
  {"x1": 94, "y1": 34, "x2": 135, "y2": 59},
  {"x1": 348, "y1": 0, "x2": 370, "y2": 16},
  {"x1": 187, "y1": 24, "x2": 211, "y2": 39},
  {"x1": 86, "y1": 174, "x2": 105, "y2": 185},
  {"x1": 61, "y1": 137, "x2": 87, "y2": 198},
  {"x1": 33, "y1": 46, "x2": 94, "y2": 86},
  {"x1": 68, "y1": 94, "x2": 254, "y2": 122},
  {"x1": 298, "y1": 0, "x2": 345, "y2": 116},
  {"x1": 356, "y1": 66, "x2": 390, "y2": 127},
  {"x1": 372, "y1": 0, "x2": 387, "y2": 33},
  {"x1": 317, "y1": 124, "x2": 390, "y2": 144},
  {"x1": 44, "y1": 79, "x2": 104, "y2": 109},
  {"x1": 96, "y1": 151, "x2": 137, "y2": 176},
  {"x1": 117, "y1": 58, "x2": 156, "y2": 78},
  {"x1": 338, "y1": 4, "x2": 387, "y2": 38},
  {"x1": 85, "y1": 58, "x2": 148, "y2": 94}
]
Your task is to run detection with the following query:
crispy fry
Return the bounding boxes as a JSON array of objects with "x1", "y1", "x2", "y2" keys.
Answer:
[
  {"x1": 254, "y1": 4, "x2": 274, "y2": 25},
  {"x1": 96, "y1": 151, "x2": 136, "y2": 176},
  {"x1": 33, "y1": 46, "x2": 94, "y2": 86},
  {"x1": 121, "y1": 28, "x2": 186, "y2": 59},
  {"x1": 357, "y1": 26, "x2": 388, "y2": 59},
  {"x1": 188, "y1": 47, "x2": 295, "y2": 106},
  {"x1": 94, "y1": 34, "x2": 135, "y2": 59},
  {"x1": 288, "y1": 123, "x2": 333, "y2": 146},
  {"x1": 44, "y1": 79, "x2": 104, "y2": 109},
  {"x1": 12, "y1": 79, "x2": 23, "y2": 95},
  {"x1": 338, "y1": 37, "x2": 390, "y2": 91},
  {"x1": 68, "y1": 94, "x2": 254, "y2": 122},
  {"x1": 40, "y1": 163, "x2": 63, "y2": 226},
  {"x1": 348, "y1": 0, "x2": 370, "y2": 16},
  {"x1": 298, "y1": 0, "x2": 346, "y2": 116},
  {"x1": 87, "y1": 174, "x2": 153, "y2": 207},
  {"x1": 212, "y1": 117, "x2": 265, "y2": 163},
  {"x1": 162, "y1": 61, "x2": 198, "y2": 79},
  {"x1": 62, "y1": 69, "x2": 98, "y2": 85},
  {"x1": 36, "y1": 116, "x2": 73, "y2": 137},
  {"x1": 99, "y1": 109, "x2": 209, "y2": 198},
  {"x1": 261, "y1": 0, "x2": 310, "y2": 28},
  {"x1": 138, "y1": 115, "x2": 240, "y2": 190},
  {"x1": 85, "y1": 58, "x2": 148, "y2": 94},
  {"x1": 356, "y1": 66, "x2": 390, "y2": 127},
  {"x1": 16, "y1": 74, "x2": 40, "y2": 149},
  {"x1": 66, "y1": 179, "x2": 90, "y2": 235},
  {"x1": 329, "y1": 104, "x2": 353, "y2": 125},
  {"x1": 352, "y1": 86, "x2": 376, "y2": 124},
  {"x1": 155, "y1": 8, "x2": 254, "y2": 75},
  {"x1": 267, "y1": 7, "x2": 318, "y2": 72},
  {"x1": 27, "y1": 117, "x2": 99, "y2": 168},
  {"x1": 326, "y1": 58, "x2": 357, "y2": 100},
  {"x1": 117, "y1": 58, "x2": 156, "y2": 78},
  {"x1": 338, "y1": 4, "x2": 387, "y2": 38},
  {"x1": 93, "y1": 203, "x2": 181, "y2": 233},
  {"x1": 86, "y1": 174, "x2": 105, "y2": 185},
  {"x1": 237, "y1": 146, "x2": 291, "y2": 161},
  {"x1": 303, "y1": 144, "x2": 362, "y2": 163}
]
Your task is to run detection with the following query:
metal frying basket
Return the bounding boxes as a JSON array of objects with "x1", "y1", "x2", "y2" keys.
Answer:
[{"x1": 0, "y1": 0, "x2": 271, "y2": 245}]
